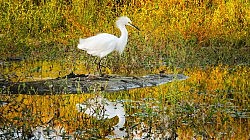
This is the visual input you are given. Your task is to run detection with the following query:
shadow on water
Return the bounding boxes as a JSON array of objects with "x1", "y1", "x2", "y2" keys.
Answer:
[{"x1": 0, "y1": 60, "x2": 249, "y2": 139}]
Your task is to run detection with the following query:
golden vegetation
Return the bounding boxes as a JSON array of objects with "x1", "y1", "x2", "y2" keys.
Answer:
[
  {"x1": 0, "y1": 0, "x2": 249, "y2": 60},
  {"x1": 0, "y1": 0, "x2": 249, "y2": 139},
  {"x1": 1, "y1": 65, "x2": 249, "y2": 139}
]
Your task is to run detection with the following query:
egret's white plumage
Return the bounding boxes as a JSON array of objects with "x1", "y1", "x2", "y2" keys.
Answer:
[{"x1": 77, "y1": 16, "x2": 139, "y2": 58}]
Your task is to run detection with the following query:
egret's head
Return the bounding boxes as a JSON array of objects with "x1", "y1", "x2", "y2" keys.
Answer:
[
  {"x1": 116, "y1": 16, "x2": 131, "y2": 26},
  {"x1": 116, "y1": 16, "x2": 140, "y2": 30}
]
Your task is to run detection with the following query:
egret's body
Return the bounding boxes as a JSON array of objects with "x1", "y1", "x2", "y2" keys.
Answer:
[
  {"x1": 78, "y1": 33, "x2": 123, "y2": 58},
  {"x1": 77, "y1": 16, "x2": 139, "y2": 73}
]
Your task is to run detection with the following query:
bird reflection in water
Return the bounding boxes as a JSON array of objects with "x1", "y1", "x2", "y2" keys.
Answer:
[{"x1": 76, "y1": 96, "x2": 127, "y2": 139}]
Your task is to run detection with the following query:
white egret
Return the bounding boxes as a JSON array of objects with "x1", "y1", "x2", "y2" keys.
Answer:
[{"x1": 77, "y1": 16, "x2": 139, "y2": 74}]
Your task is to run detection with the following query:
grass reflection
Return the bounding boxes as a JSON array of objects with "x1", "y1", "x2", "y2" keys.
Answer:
[{"x1": 0, "y1": 64, "x2": 249, "y2": 139}]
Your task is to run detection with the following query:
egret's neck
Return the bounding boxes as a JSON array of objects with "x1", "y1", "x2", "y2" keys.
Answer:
[
  {"x1": 116, "y1": 114, "x2": 126, "y2": 127},
  {"x1": 117, "y1": 25, "x2": 128, "y2": 54}
]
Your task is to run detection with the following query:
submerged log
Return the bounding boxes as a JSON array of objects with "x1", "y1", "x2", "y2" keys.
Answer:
[{"x1": 0, "y1": 73, "x2": 188, "y2": 94}]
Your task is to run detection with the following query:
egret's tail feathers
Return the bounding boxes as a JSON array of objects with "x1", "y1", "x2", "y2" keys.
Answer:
[
  {"x1": 77, "y1": 44, "x2": 85, "y2": 50},
  {"x1": 77, "y1": 38, "x2": 86, "y2": 50},
  {"x1": 79, "y1": 38, "x2": 85, "y2": 44}
]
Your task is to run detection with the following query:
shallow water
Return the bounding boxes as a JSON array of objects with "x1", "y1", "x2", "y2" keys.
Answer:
[{"x1": 0, "y1": 61, "x2": 249, "y2": 139}]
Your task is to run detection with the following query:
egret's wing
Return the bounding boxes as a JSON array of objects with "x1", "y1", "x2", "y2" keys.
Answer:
[{"x1": 78, "y1": 33, "x2": 118, "y2": 58}]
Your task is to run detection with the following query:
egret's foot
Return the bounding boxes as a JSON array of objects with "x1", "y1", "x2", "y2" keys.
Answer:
[{"x1": 97, "y1": 65, "x2": 111, "y2": 76}]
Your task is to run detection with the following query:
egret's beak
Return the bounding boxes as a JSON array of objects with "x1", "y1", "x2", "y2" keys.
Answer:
[{"x1": 129, "y1": 23, "x2": 140, "y2": 31}]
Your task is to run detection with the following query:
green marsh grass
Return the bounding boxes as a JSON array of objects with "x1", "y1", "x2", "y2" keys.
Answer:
[{"x1": 0, "y1": 0, "x2": 249, "y2": 68}]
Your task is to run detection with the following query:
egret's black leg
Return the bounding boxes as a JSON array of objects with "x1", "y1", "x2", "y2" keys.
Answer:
[
  {"x1": 98, "y1": 58, "x2": 102, "y2": 75},
  {"x1": 94, "y1": 57, "x2": 102, "y2": 75},
  {"x1": 94, "y1": 57, "x2": 98, "y2": 64}
]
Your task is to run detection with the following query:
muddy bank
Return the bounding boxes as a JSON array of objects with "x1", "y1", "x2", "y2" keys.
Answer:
[{"x1": 0, "y1": 73, "x2": 188, "y2": 94}]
